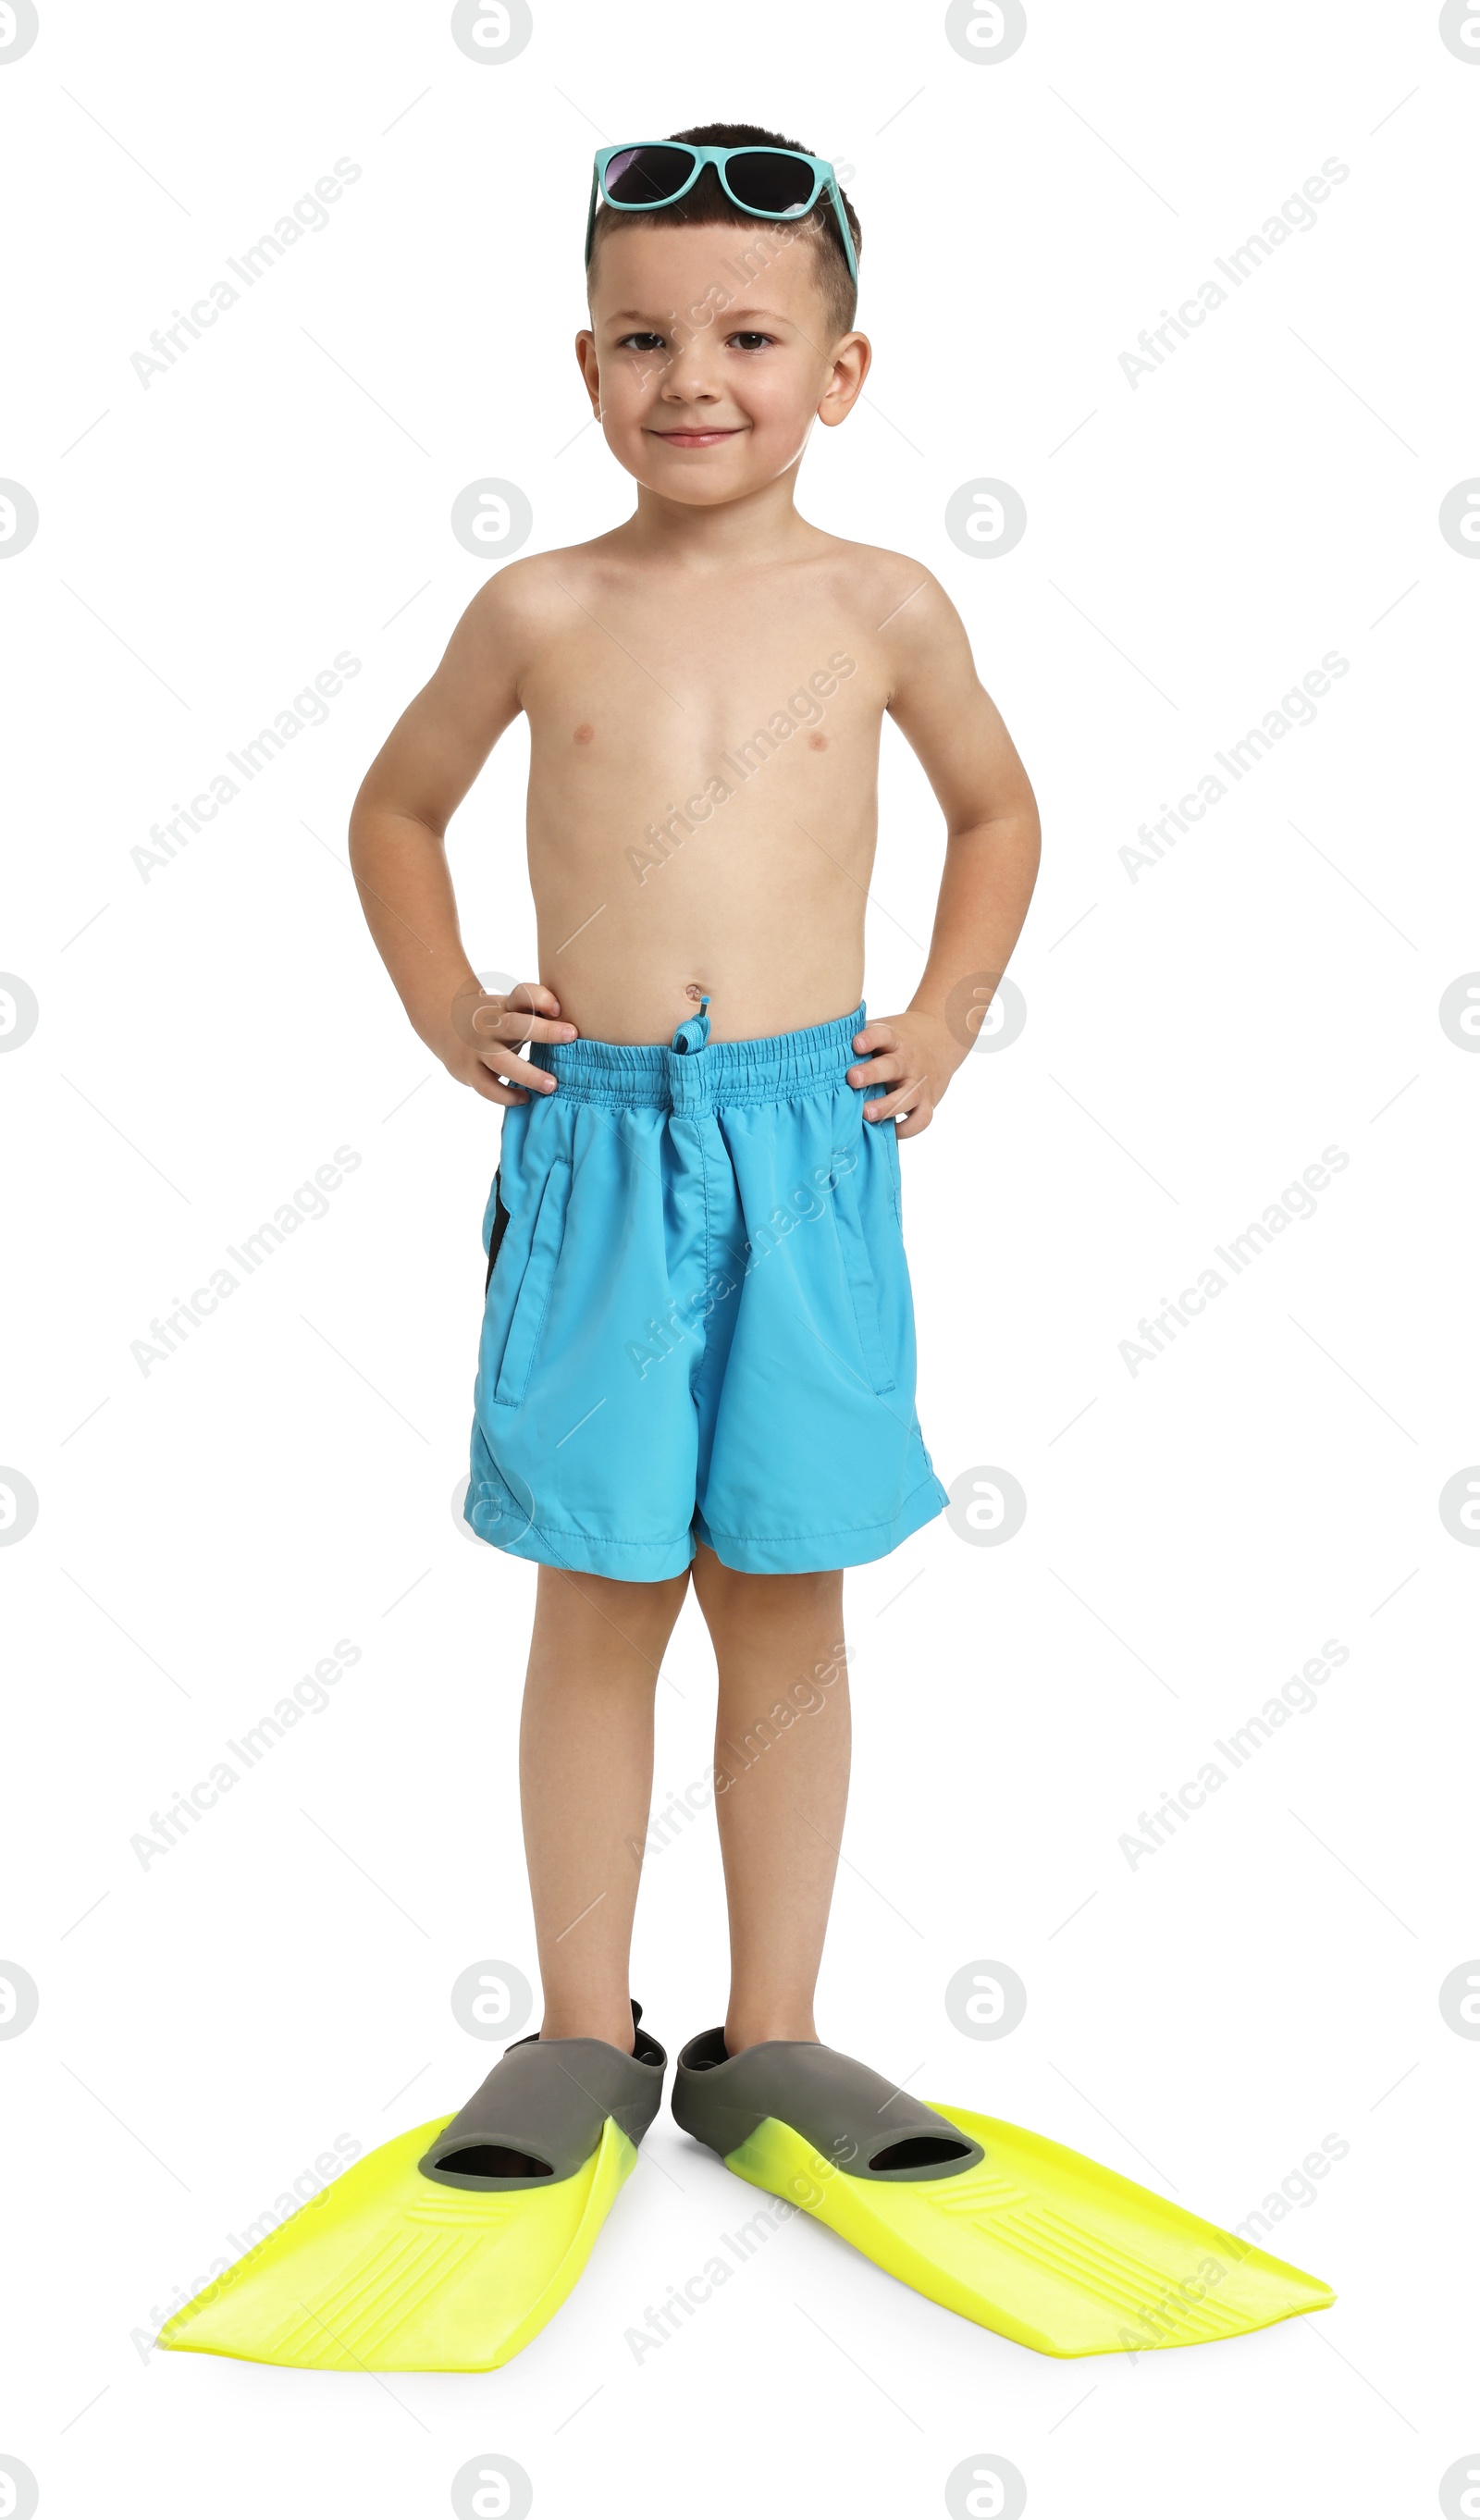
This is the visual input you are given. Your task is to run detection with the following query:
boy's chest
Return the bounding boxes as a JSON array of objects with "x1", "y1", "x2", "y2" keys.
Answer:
[{"x1": 524, "y1": 575, "x2": 882, "y2": 781}]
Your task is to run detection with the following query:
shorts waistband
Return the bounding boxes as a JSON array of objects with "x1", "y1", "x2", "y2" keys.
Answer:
[{"x1": 529, "y1": 1001, "x2": 867, "y2": 1113}]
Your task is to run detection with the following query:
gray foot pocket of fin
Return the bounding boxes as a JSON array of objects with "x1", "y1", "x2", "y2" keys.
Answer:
[
  {"x1": 672, "y1": 2028, "x2": 984, "y2": 2182},
  {"x1": 423, "y1": 1997, "x2": 668, "y2": 2192}
]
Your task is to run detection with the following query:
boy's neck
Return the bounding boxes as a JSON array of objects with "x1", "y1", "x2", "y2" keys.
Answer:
[{"x1": 621, "y1": 467, "x2": 821, "y2": 568}]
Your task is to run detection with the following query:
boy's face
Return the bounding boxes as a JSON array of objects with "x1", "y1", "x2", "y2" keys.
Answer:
[{"x1": 578, "y1": 223, "x2": 869, "y2": 506}]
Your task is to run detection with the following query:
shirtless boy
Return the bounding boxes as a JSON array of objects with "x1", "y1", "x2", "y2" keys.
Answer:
[
  {"x1": 158, "y1": 130, "x2": 1338, "y2": 2377},
  {"x1": 352, "y1": 112, "x2": 1039, "y2": 2304}
]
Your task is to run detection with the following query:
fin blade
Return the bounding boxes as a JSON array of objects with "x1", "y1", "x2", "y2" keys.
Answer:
[
  {"x1": 725, "y1": 2103, "x2": 1335, "y2": 2359},
  {"x1": 157, "y1": 2117, "x2": 636, "y2": 2372}
]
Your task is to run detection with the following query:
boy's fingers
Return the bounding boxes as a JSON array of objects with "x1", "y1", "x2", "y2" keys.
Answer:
[
  {"x1": 894, "y1": 1102, "x2": 932, "y2": 1140},
  {"x1": 466, "y1": 1069, "x2": 529, "y2": 1106},
  {"x1": 451, "y1": 979, "x2": 574, "y2": 1053},
  {"x1": 852, "y1": 1022, "x2": 895, "y2": 1056},
  {"x1": 864, "y1": 1074, "x2": 929, "y2": 1122},
  {"x1": 848, "y1": 1046, "x2": 905, "y2": 1082},
  {"x1": 505, "y1": 980, "x2": 562, "y2": 1017},
  {"x1": 474, "y1": 1008, "x2": 574, "y2": 1044},
  {"x1": 478, "y1": 1048, "x2": 556, "y2": 1093}
]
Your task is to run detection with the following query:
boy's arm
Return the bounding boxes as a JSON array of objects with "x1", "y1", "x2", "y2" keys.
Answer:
[
  {"x1": 847, "y1": 568, "x2": 1041, "y2": 1137},
  {"x1": 348, "y1": 566, "x2": 574, "y2": 1105}
]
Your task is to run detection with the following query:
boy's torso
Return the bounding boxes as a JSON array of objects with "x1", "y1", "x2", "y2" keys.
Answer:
[{"x1": 510, "y1": 528, "x2": 917, "y2": 1045}]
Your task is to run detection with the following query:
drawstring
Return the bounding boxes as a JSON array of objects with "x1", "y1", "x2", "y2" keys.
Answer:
[{"x1": 672, "y1": 994, "x2": 712, "y2": 1056}]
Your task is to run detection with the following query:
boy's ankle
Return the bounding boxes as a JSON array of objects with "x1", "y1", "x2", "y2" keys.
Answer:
[
  {"x1": 722, "y1": 2010, "x2": 819, "y2": 2055},
  {"x1": 539, "y1": 2003, "x2": 635, "y2": 2054}
]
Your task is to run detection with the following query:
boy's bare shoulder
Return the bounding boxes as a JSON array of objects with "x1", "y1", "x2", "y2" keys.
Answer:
[
  {"x1": 812, "y1": 535, "x2": 960, "y2": 636},
  {"x1": 457, "y1": 542, "x2": 598, "y2": 643},
  {"x1": 438, "y1": 538, "x2": 627, "y2": 709},
  {"x1": 808, "y1": 537, "x2": 970, "y2": 698}
]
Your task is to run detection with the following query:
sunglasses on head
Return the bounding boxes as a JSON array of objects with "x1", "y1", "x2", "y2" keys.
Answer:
[{"x1": 586, "y1": 142, "x2": 858, "y2": 292}]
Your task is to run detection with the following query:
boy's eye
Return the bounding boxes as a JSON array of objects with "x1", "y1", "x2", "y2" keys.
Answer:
[
  {"x1": 618, "y1": 331, "x2": 667, "y2": 352},
  {"x1": 727, "y1": 331, "x2": 774, "y2": 351}
]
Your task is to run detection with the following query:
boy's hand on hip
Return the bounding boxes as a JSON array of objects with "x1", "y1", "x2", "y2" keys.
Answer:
[
  {"x1": 847, "y1": 1014, "x2": 964, "y2": 1139},
  {"x1": 446, "y1": 978, "x2": 577, "y2": 1105}
]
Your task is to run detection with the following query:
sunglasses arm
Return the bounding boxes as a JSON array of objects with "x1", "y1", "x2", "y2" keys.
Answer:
[{"x1": 824, "y1": 174, "x2": 858, "y2": 290}]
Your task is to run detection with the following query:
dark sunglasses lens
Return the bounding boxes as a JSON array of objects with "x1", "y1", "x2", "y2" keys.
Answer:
[
  {"x1": 604, "y1": 145, "x2": 696, "y2": 206},
  {"x1": 725, "y1": 151, "x2": 815, "y2": 214}
]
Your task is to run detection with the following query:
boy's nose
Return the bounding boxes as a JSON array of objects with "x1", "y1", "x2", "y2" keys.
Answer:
[{"x1": 657, "y1": 341, "x2": 722, "y2": 398}]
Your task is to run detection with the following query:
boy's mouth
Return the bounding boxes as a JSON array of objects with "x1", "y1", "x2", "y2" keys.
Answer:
[{"x1": 649, "y1": 426, "x2": 744, "y2": 448}]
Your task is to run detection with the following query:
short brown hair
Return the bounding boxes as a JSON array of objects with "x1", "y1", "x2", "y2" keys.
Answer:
[{"x1": 586, "y1": 121, "x2": 861, "y2": 340}]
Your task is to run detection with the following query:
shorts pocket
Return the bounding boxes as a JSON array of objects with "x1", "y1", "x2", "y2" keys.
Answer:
[
  {"x1": 484, "y1": 1170, "x2": 512, "y2": 1294},
  {"x1": 882, "y1": 1120, "x2": 903, "y2": 1225},
  {"x1": 487, "y1": 1155, "x2": 572, "y2": 1407},
  {"x1": 830, "y1": 1159, "x2": 897, "y2": 1396}
]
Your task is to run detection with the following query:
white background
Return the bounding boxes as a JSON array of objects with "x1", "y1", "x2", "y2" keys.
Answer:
[{"x1": 3, "y1": 1, "x2": 1477, "y2": 2513}]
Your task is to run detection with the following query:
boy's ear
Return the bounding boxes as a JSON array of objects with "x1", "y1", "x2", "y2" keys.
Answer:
[
  {"x1": 574, "y1": 329, "x2": 601, "y2": 416},
  {"x1": 817, "y1": 331, "x2": 871, "y2": 430}
]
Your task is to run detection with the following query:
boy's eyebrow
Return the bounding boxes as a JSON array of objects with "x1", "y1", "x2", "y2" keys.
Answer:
[{"x1": 603, "y1": 304, "x2": 794, "y2": 327}]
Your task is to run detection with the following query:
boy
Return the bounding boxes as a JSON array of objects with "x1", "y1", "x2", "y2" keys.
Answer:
[
  {"x1": 349, "y1": 123, "x2": 1039, "y2": 2080},
  {"x1": 159, "y1": 132, "x2": 1341, "y2": 2378},
  {"x1": 158, "y1": 126, "x2": 1337, "y2": 2378}
]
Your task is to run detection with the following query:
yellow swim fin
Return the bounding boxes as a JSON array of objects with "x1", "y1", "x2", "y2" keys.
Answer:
[
  {"x1": 159, "y1": 2007, "x2": 665, "y2": 2373},
  {"x1": 672, "y1": 2030, "x2": 1335, "y2": 2359}
]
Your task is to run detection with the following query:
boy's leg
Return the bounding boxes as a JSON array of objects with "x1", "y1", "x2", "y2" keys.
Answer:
[
  {"x1": 521, "y1": 1563, "x2": 690, "y2": 2050},
  {"x1": 689, "y1": 1546, "x2": 850, "y2": 2053}
]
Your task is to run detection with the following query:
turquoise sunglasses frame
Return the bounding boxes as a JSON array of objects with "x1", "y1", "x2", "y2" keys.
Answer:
[{"x1": 586, "y1": 142, "x2": 858, "y2": 291}]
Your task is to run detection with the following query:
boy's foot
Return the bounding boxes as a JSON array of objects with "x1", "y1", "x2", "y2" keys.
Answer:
[
  {"x1": 156, "y1": 2004, "x2": 667, "y2": 2371},
  {"x1": 671, "y1": 2027, "x2": 1335, "y2": 2359},
  {"x1": 422, "y1": 2001, "x2": 664, "y2": 2185}
]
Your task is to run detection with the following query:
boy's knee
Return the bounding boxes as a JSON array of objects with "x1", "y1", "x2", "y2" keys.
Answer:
[
  {"x1": 535, "y1": 1561, "x2": 689, "y2": 1647},
  {"x1": 696, "y1": 1552, "x2": 843, "y2": 1622}
]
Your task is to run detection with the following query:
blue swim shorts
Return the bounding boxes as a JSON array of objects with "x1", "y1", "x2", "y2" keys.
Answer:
[{"x1": 464, "y1": 999, "x2": 948, "y2": 1579}]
